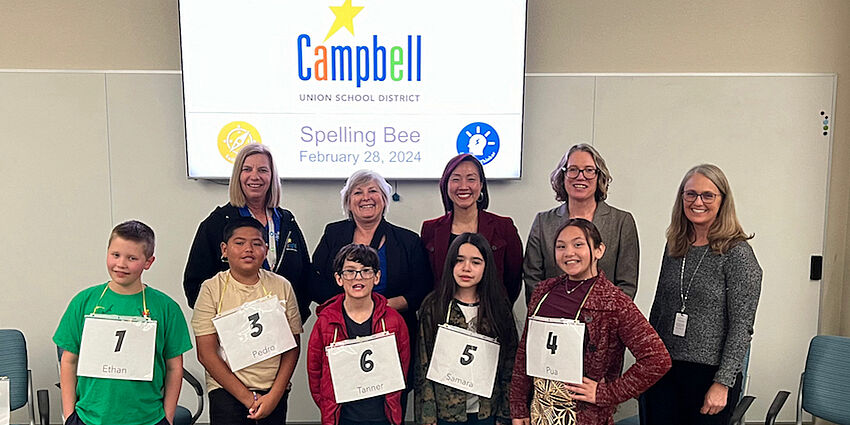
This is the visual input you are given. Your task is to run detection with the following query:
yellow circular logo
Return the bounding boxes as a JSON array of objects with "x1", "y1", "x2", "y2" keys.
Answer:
[{"x1": 217, "y1": 121, "x2": 262, "y2": 163}]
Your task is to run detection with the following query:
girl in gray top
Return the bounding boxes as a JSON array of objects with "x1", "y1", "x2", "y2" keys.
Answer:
[{"x1": 644, "y1": 164, "x2": 762, "y2": 425}]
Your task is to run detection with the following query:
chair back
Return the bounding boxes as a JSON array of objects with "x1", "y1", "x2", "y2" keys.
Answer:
[
  {"x1": 801, "y1": 335, "x2": 850, "y2": 424},
  {"x1": 0, "y1": 329, "x2": 29, "y2": 410}
]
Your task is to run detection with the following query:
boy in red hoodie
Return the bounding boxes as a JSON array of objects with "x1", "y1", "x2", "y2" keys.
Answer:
[{"x1": 308, "y1": 244, "x2": 410, "y2": 425}]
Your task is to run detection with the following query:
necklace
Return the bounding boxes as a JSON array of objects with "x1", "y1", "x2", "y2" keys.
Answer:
[
  {"x1": 679, "y1": 245, "x2": 710, "y2": 313},
  {"x1": 565, "y1": 277, "x2": 591, "y2": 295}
]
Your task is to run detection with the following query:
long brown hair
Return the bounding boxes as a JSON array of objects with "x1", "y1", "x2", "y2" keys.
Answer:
[
  {"x1": 423, "y1": 233, "x2": 512, "y2": 342},
  {"x1": 666, "y1": 164, "x2": 753, "y2": 257}
]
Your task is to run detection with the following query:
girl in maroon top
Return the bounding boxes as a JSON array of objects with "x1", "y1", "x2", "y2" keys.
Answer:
[{"x1": 510, "y1": 219, "x2": 670, "y2": 425}]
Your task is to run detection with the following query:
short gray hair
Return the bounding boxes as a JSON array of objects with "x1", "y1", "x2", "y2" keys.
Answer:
[{"x1": 340, "y1": 169, "x2": 393, "y2": 218}]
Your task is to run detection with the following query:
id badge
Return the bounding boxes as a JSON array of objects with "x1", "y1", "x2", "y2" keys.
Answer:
[
  {"x1": 78, "y1": 314, "x2": 157, "y2": 381},
  {"x1": 673, "y1": 312, "x2": 688, "y2": 337}
]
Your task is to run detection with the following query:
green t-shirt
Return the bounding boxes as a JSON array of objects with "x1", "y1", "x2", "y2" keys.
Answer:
[{"x1": 53, "y1": 283, "x2": 193, "y2": 425}]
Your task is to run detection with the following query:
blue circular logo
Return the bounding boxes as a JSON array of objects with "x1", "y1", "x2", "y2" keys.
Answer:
[{"x1": 456, "y1": 122, "x2": 500, "y2": 164}]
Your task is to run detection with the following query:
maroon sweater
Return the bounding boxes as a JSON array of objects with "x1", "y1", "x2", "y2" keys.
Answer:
[{"x1": 510, "y1": 273, "x2": 671, "y2": 425}]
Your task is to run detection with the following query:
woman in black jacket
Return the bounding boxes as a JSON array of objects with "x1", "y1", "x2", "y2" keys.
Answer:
[
  {"x1": 183, "y1": 144, "x2": 312, "y2": 323},
  {"x1": 312, "y1": 169, "x2": 432, "y2": 332}
]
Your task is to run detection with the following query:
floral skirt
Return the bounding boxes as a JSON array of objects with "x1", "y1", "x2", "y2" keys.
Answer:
[{"x1": 530, "y1": 378, "x2": 577, "y2": 425}]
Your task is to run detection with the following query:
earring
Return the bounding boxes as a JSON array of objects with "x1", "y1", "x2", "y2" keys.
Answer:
[
  {"x1": 477, "y1": 192, "x2": 484, "y2": 203},
  {"x1": 220, "y1": 255, "x2": 228, "y2": 263}
]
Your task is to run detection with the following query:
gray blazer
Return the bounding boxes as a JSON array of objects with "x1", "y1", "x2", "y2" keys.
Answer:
[{"x1": 523, "y1": 201, "x2": 639, "y2": 301}]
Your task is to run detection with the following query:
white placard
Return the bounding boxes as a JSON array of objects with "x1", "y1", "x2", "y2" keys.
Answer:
[
  {"x1": 77, "y1": 314, "x2": 157, "y2": 381},
  {"x1": 426, "y1": 324, "x2": 500, "y2": 398},
  {"x1": 0, "y1": 377, "x2": 9, "y2": 425},
  {"x1": 326, "y1": 331, "x2": 405, "y2": 403},
  {"x1": 212, "y1": 295, "x2": 297, "y2": 372},
  {"x1": 525, "y1": 316, "x2": 584, "y2": 384}
]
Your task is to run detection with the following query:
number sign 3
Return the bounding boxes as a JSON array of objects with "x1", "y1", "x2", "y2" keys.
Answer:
[{"x1": 212, "y1": 295, "x2": 297, "y2": 372}]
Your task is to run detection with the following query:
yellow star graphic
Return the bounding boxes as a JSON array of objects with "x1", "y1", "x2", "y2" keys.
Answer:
[{"x1": 324, "y1": 0, "x2": 364, "y2": 42}]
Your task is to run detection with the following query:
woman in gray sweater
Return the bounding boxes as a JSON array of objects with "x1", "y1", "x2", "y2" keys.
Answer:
[{"x1": 644, "y1": 164, "x2": 762, "y2": 425}]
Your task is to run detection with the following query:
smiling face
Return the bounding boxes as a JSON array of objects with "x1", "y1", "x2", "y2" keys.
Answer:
[
  {"x1": 348, "y1": 180, "x2": 386, "y2": 224},
  {"x1": 239, "y1": 153, "x2": 272, "y2": 205},
  {"x1": 453, "y1": 242, "x2": 485, "y2": 291},
  {"x1": 447, "y1": 161, "x2": 482, "y2": 211},
  {"x1": 682, "y1": 173, "x2": 722, "y2": 230},
  {"x1": 220, "y1": 226, "x2": 267, "y2": 277},
  {"x1": 555, "y1": 225, "x2": 605, "y2": 280},
  {"x1": 107, "y1": 236, "x2": 154, "y2": 292},
  {"x1": 564, "y1": 151, "x2": 598, "y2": 203},
  {"x1": 335, "y1": 259, "x2": 379, "y2": 300}
]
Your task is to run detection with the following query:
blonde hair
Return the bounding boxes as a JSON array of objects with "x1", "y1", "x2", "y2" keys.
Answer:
[
  {"x1": 550, "y1": 143, "x2": 611, "y2": 202},
  {"x1": 340, "y1": 169, "x2": 393, "y2": 218},
  {"x1": 228, "y1": 144, "x2": 281, "y2": 208},
  {"x1": 666, "y1": 164, "x2": 753, "y2": 257}
]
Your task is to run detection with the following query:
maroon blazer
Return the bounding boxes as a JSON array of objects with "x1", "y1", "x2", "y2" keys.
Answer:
[{"x1": 420, "y1": 210, "x2": 523, "y2": 302}]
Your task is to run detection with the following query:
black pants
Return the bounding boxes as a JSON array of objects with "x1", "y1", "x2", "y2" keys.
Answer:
[
  {"x1": 642, "y1": 360, "x2": 743, "y2": 425},
  {"x1": 208, "y1": 388, "x2": 290, "y2": 425},
  {"x1": 64, "y1": 411, "x2": 171, "y2": 425},
  {"x1": 338, "y1": 420, "x2": 391, "y2": 425}
]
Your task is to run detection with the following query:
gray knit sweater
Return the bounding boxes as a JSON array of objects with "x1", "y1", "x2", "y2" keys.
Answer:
[{"x1": 649, "y1": 241, "x2": 762, "y2": 387}]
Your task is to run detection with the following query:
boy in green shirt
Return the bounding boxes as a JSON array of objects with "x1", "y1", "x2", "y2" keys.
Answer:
[{"x1": 53, "y1": 220, "x2": 193, "y2": 425}]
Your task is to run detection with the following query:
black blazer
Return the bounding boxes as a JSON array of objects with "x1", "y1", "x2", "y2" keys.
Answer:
[
  {"x1": 311, "y1": 218, "x2": 433, "y2": 336},
  {"x1": 183, "y1": 203, "x2": 312, "y2": 322}
]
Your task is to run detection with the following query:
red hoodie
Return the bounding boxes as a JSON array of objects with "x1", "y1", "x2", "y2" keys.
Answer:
[{"x1": 307, "y1": 292, "x2": 411, "y2": 425}]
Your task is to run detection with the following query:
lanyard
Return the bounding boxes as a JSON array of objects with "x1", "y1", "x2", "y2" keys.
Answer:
[
  {"x1": 216, "y1": 272, "x2": 270, "y2": 314},
  {"x1": 679, "y1": 246, "x2": 709, "y2": 313},
  {"x1": 240, "y1": 207, "x2": 280, "y2": 269},
  {"x1": 254, "y1": 209, "x2": 278, "y2": 269},
  {"x1": 532, "y1": 277, "x2": 596, "y2": 322},
  {"x1": 265, "y1": 209, "x2": 278, "y2": 269},
  {"x1": 92, "y1": 283, "x2": 149, "y2": 318}
]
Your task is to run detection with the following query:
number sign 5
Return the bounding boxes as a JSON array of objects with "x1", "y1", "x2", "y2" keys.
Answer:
[{"x1": 426, "y1": 324, "x2": 500, "y2": 398}]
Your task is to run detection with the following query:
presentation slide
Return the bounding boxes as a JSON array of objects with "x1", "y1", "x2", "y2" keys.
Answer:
[{"x1": 180, "y1": 0, "x2": 527, "y2": 179}]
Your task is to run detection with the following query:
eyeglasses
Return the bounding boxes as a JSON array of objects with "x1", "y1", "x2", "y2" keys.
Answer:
[
  {"x1": 338, "y1": 268, "x2": 376, "y2": 280},
  {"x1": 682, "y1": 190, "x2": 720, "y2": 204},
  {"x1": 563, "y1": 166, "x2": 599, "y2": 179}
]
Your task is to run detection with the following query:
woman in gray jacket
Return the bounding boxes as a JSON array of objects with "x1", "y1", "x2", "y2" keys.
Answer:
[{"x1": 523, "y1": 143, "x2": 639, "y2": 301}]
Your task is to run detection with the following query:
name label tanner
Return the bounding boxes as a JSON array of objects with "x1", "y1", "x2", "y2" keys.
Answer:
[{"x1": 356, "y1": 383, "x2": 385, "y2": 395}]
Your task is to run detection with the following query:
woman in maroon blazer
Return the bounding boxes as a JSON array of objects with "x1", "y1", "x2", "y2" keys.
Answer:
[{"x1": 420, "y1": 154, "x2": 524, "y2": 302}]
